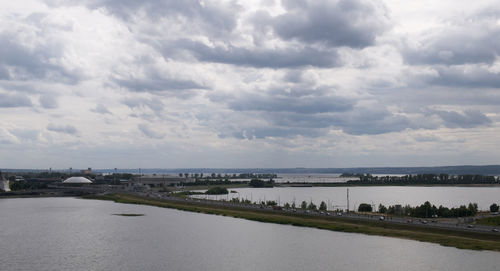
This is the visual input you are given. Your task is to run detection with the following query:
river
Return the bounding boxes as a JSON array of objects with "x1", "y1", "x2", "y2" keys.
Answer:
[{"x1": 0, "y1": 197, "x2": 498, "y2": 271}]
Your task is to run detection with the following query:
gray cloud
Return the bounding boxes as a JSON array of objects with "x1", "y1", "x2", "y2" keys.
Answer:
[
  {"x1": 164, "y1": 39, "x2": 339, "y2": 68},
  {"x1": 283, "y1": 70, "x2": 306, "y2": 83},
  {"x1": 427, "y1": 109, "x2": 492, "y2": 128},
  {"x1": 0, "y1": 93, "x2": 33, "y2": 108},
  {"x1": 260, "y1": 0, "x2": 388, "y2": 48},
  {"x1": 270, "y1": 107, "x2": 415, "y2": 136},
  {"x1": 229, "y1": 126, "x2": 324, "y2": 140},
  {"x1": 91, "y1": 104, "x2": 112, "y2": 115},
  {"x1": 403, "y1": 10, "x2": 500, "y2": 66},
  {"x1": 122, "y1": 97, "x2": 164, "y2": 116},
  {"x1": 10, "y1": 129, "x2": 39, "y2": 142},
  {"x1": 205, "y1": 103, "x2": 419, "y2": 139},
  {"x1": 113, "y1": 75, "x2": 206, "y2": 94},
  {"x1": 0, "y1": 33, "x2": 79, "y2": 83},
  {"x1": 39, "y1": 94, "x2": 59, "y2": 109},
  {"x1": 46, "y1": 123, "x2": 79, "y2": 135},
  {"x1": 413, "y1": 134, "x2": 441, "y2": 143},
  {"x1": 426, "y1": 66, "x2": 500, "y2": 88},
  {"x1": 49, "y1": 0, "x2": 240, "y2": 36},
  {"x1": 138, "y1": 123, "x2": 165, "y2": 139},
  {"x1": 228, "y1": 93, "x2": 353, "y2": 114}
]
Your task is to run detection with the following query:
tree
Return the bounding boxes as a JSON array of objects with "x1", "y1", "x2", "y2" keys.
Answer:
[
  {"x1": 319, "y1": 201, "x2": 327, "y2": 211},
  {"x1": 490, "y1": 203, "x2": 499, "y2": 213},
  {"x1": 284, "y1": 202, "x2": 291, "y2": 209},
  {"x1": 378, "y1": 204, "x2": 387, "y2": 213},
  {"x1": 468, "y1": 203, "x2": 478, "y2": 216},
  {"x1": 205, "y1": 187, "x2": 228, "y2": 195},
  {"x1": 291, "y1": 202, "x2": 296, "y2": 209},
  {"x1": 249, "y1": 179, "x2": 265, "y2": 187},
  {"x1": 301, "y1": 201, "x2": 307, "y2": 210},
  {"x1": 266, "y1": 200, "x2": 277, "y2": 206},
  {"x1": 358, "y1": 203, "x2": 372, "y2": 212},
  {"x1": 307, "y1": 202, "x2": 317, "y2": 211}
]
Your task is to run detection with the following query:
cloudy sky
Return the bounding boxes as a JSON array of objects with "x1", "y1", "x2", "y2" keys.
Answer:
[{"x1": 1, "y1": 0, "x2": 500, "y2": 169}]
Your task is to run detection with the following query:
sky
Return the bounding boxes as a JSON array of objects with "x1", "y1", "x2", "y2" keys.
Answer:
[{"x1": 1, "y1": 0, "x2": 500, "y2": 169}]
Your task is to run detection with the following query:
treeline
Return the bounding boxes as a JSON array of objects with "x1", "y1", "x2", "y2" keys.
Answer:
[
  {"x1": 347, "y1": 173, "x2": 499, "y2": 185},
  {"x1": 376, "y1": 201, "x2": 478, "y2": 218},
  {"x1": 182, "y1": 179, "x2": 248, "y2": 186},
  {"x1": 178, "y1": 173, "x2": 277, "y2": 180},
  {"x1": 248, "y1": 179, "x2": 274, "y2": 188}
]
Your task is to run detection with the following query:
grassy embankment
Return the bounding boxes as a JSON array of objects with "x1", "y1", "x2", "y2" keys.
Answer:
[
  {"x1": 477, "y1": 216, "x2": 500, "y2": 227},
  {"x1": 85, "y1": 193, "x2": 500, "y2": 251}
]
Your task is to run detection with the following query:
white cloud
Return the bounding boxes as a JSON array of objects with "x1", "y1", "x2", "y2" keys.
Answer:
[{"x1": 0, "y1": 0, "x2": 500, "y2": 168}]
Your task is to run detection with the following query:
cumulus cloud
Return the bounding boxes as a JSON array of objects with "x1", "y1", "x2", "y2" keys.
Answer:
[
  {"x1": 122, "y1": 97, "x2": 164, "y2": 115},
  {"x1": 10, "y1": 129, "x2": 39, "y2": 142},
  {"x1": 0, "y1": 32, "x2": 79, "y2": 83},
  {"x1": 160, "y1": 39, "x2": 340, "y2": 68},
  {"x1": 91, "y1": 104, "x2": 112, "y2": 115},
  {"x1": 138, "y1": 123, "x2": 165, "y2": 139},
  {"x1": 403, "y1": 9, "x2": 500, "y2": 65},
  {"x1": 113, "y1": 72, "x2": 206, "y2": 94},
  {"x1": 265, "y1": 0, "x2": 389, "y2": 48},
  {"x1": 46, "y1": 123, "x2": 79, "y2": 135},
  {"x1": 427, "y1": 109, "x2": 492, "y2": 128},
  {"x1": 0, "y1": 93, "x2": 33, "y2": 107},
  {"x1": 39, "y1": 94, "x2": 58, "y2": 109},
  {"x1": 48, "y1": 0, "x2": 241, "y2": 36},
  {"x1": 424, "y1": 66, "x2": 500, "y2": 88},
  {"x1": 2, "y1": 0, "x2": 500, "y2": 168}
]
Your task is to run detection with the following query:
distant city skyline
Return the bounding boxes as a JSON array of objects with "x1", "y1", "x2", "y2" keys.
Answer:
[{"x1": 1, "y1": 0, "x2": 500, "y2": 168}]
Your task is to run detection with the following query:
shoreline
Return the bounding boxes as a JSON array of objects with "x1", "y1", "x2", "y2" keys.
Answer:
[{"x1": 84, "y1": 193, "x2": 500, "y2": 252}]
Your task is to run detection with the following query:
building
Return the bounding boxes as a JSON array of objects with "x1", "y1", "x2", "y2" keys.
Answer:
[
  {"x1": 0, "y1": 171, "x2": 10, "y2": 192},
  {"x1": 80, "y1": 168, "x2": 93, "y2": 175},
  {"x1": 125, "y1": 174, "x2": 194, "y2": 191},
  {"x1": 62, "y1": 176, "x2": 93, "y2": 185}
]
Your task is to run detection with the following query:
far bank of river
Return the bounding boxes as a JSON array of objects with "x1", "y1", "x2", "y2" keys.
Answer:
[{"x1": 190, "y1": 186, "x2": 500, "y2": 211}]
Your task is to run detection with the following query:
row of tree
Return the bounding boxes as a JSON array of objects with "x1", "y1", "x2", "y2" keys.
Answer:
[
  {"x1": 348, "y1": 174, "x2": 499, "y2": 185},
  {"x1": 373, "y1": 201, "x2": 479, "y2": 218},
  {"x1": 178, "y1": 173, "x2": 277, "y2": 179}
]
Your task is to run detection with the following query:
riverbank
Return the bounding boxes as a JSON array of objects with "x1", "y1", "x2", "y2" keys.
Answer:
[{"x1": 85, "y1": 193, "x2": 500, "y2": 252}]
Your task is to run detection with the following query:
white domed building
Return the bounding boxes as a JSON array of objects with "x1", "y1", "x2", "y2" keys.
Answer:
[{"x1": 62, "y1": 176, "x2": 92, "y2": 185}]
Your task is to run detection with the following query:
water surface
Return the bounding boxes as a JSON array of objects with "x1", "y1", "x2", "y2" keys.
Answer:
[{"x1": 0, "y1": 197, "x2": 498, "y2": 271}]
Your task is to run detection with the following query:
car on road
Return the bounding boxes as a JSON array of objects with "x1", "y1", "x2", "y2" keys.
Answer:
[
  {"x1": 379, "y1": 216, "x2": 385, "y2": 221},
  {"x1": 492, "y1": 228, "x2": 499, "y2": 232},
  {"x1": 467, "y1": 224, "x2": 475, "y2": 228}
]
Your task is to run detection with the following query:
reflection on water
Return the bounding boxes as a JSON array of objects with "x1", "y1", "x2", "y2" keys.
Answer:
[{"x1": 0, "y1": 197, "x2": 498, "y2": 271}]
